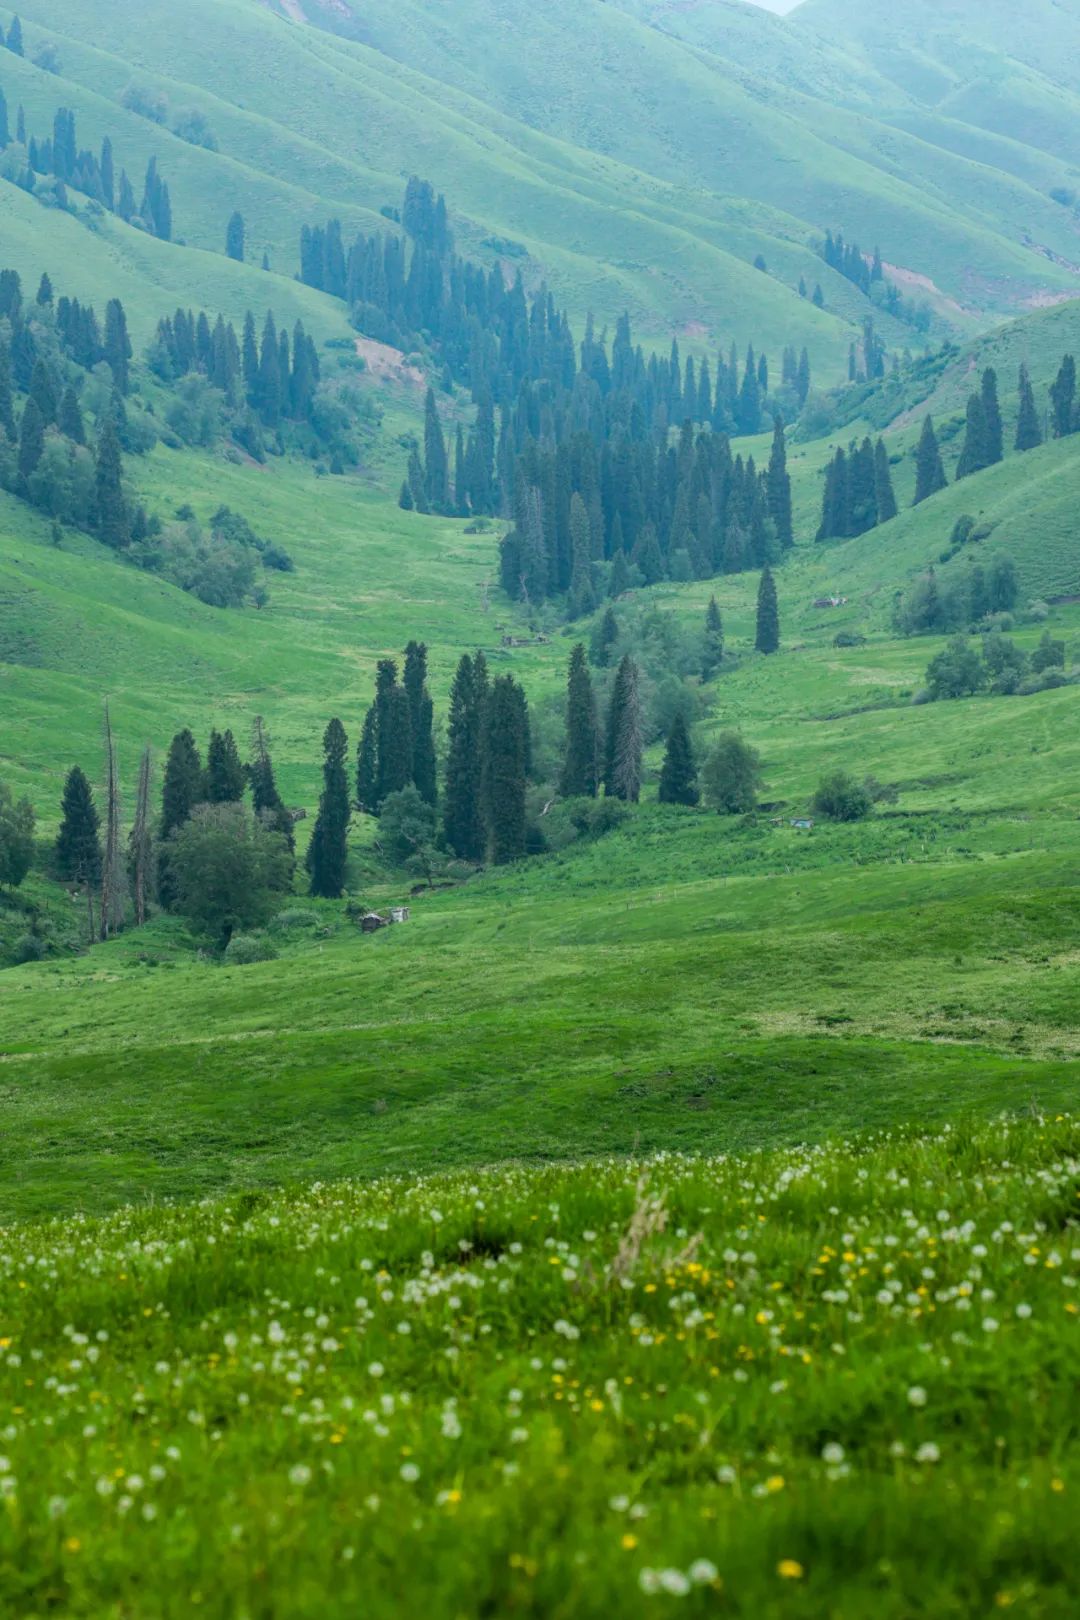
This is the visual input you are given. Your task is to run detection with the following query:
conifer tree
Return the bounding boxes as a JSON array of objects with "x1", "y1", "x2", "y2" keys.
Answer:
[
  {"x1": 207, "y1": 729, "x2": 245, "y2": 803},
  {"x1": 955, "y1": 393, "x2": 989, "y2": 480},
  {"x1": 36, "y1": 271, "x2": 52, "y2": 306},
  {"x1": 55, "y1": 765, "x2": 101, "y2": 885},
  {"x1": 307, "y1": 718, "x2": 350, "y2": 898},
  {"x1": 702, "y1": 596, "x2": 724, "y2": 679},
  {"x1": 159, "y1": 729, "x2": 204, "y2": 906},
  {"x1": 981, "y1": 368, "x2": 1003, "y2": 466},
  {"x1": 444, "y1": 653, "x2": 487, "y2": 861},
  {"x1": 250, "y1": 717, "x2": 294, "y2": 849},
  {"x1": 117, "y1": 169, "x2": 134, "y2": 221},
  {"x1": 873, "y1": 438, "x2": 897, "y2": 522},
  {"x1": 568, "y1": 491, "x2": 594, "y2": 616},
  {"x1": 7, "y1": 16, "x2": 23, "y2": 55},
  {"x1": 1015, "y1": 363, "x2": 1042, "y2": 452},
  {"x1": 559, "y1": 643, "x2": 599, "y2": 798},
  {"x1": 58, "y1": 385, "x2": 85, "y2": 444},
  {"x1": 1050, "y1": 354, "x2": 1076, "y2": 438},
  {"x1": 100, "y1": 136, "x2": 114, "y2": 211},
  {"x1": 29, "y1": 359, "x2": 57, "y2": 425},
  {"x1": 604, "y1": 654, "x2": 643, "y2": 803},
  {"x1": 755, "y1": 564, "x2": 780, "y2": 654},
  {"x1": 483, "y1": 675, "x2": 528, "y2": 864},
  {"x1": 17, "y1": 396, "x2": 44, "y2": 485},
  {"x1": 913, "y1": 415, "x2": 947, "y2": 504},
  {"x1": 766, "y1": 418, "x2": 793, "y2": 549},
  {"x1": 99, "y1": 702, "x2": 127, "y2": 941},
  {"x1": 423, "y1": 387, "x2": 449, "y2": 512},
  {"x1": 848, "y1": 438, "x2": 878, "y2": 535},
  {"x1": 104, "y1": 299, "x2": 132, "y2": 394},
  {"x1": 404, "y1": 641, "x2": 437, "y2": 806},
  {"x1": 257, "y1": 311, "x2": 281, "y2": 427},
  {"x1": 658, "y1": 711, "x2": 699, "y2": 806},
  {"x1": 356, "y1": 705, "x2": 378, "y2": 814},
  {"x1": 94, "y1": 416, "x2": 128, "y2": 547},
  {"x1": 226, "y1": 211, "x2": 245, "y2": 263},
  {"x1": 0, "y1": 340, "x2": 14, "y2": 440}
]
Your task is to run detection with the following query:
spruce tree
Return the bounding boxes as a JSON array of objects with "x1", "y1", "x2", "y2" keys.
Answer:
[
  {"x1": 307, "y1": 718, "x2": 350, "y2": 898},
  {"x1": 568, "y1": 491, "x2": 594, "y2": 616},
  {"x1": 100, "y1": 136, "x2": 114, "y2": 211},
  {"x1": 559, "y1": 643, "x2": 599, "y2": 798},
  {"x1": 104, "y1": 299, "x2": 132, "y2": 394},
  {"x1": 873, "y1": 438, "x2": 897, "y2": 522},
  {"x1": 1015, "y1": 363, "x2": 1042, "y2": 452},
  {"x1": 913, "y1": 415, "x2": 946, "y2": 504},
  {"x1": 404, "y1": 640, "x2": 437, "y2": 806},
  {"x1": 226, "y1": 211, "x2": 245, "y2": 262},
  {"x1": 658, "y1": 712, "x2": 699, "y2": 806},
  {"x1": 423, "y1": 387, "x2": 449, "y2": 512},
  {"x1": 702, "y1": 596, "x2": 724, "y2": 679},
  {"x1": 55, "y1": 766, "x2": 101, "y2": 884},
  {"x1": 207, "y1": 728, "x2": 245, "y2": 802},
  {"x1": 755, "y1": 564, "x2": 780, "y2": 654},
  {"x1": 356, "y1": 704, "x2": 378, "y2": 814},
  {"x1": 94, "y1": 416, "x2": 128, "y2": 547},
  {"x1": 159, "y1": 729, "x2": 204, "y2": 906},
  {"x1": 1050, "y1": 354, "x2": 1076, "y2": 438},
  {"x1": 443, "y1": 653, "x2": 487, "y2": 862},
  {"x1": 17, "y1": 397, "x2": 44, "y2": 485},
  {"x1": 766, "y1": 417, "x2": 793, "y2": 550},
  {"x1": 7, "y1": 16, "x2": 23, "y2": 55},
  {"x1": 250, "y1": 717, "x2": 294, "y2": 849},
  {"x1": 483, "y1": 676, "x2": 527, "y2": 864},
  {"x1": 604, "y1": 654, "x2": 643, "y2": 803},
  {"x1": 981, "y1": 368, "x2": 1003, "y2": 465},
  {"x1": 58, "y1": 385, "x2": 85, "y2": 444},
  {"x1": 955, "y1": 393, "x2": 989, "y2": 480}
]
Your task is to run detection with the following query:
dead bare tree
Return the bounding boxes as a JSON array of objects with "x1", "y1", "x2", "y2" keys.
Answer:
[
  {"x1": 129, "y1": 745, "x2": 154, "y2": 927},
  {"x1": 99, "y1": 701, "x2": 128, "y2": 940}
]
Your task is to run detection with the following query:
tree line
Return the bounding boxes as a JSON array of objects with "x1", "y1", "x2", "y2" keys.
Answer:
[{"x1": 0, "y1": 85, "x2": 173, "y2": 239}]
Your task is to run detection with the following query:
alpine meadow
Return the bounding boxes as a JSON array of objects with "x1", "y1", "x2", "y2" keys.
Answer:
[{"x1": 0, "y1": 1, "x2": 1077, "y2": 1615}]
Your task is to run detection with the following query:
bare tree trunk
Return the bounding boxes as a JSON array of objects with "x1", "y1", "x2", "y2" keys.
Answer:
[
  {"x1": 99, "y1": 701, "x2": 128, "y2": 940},
  {"x1": 130, "y1": 746, "x2": 153, "y2": 928}
]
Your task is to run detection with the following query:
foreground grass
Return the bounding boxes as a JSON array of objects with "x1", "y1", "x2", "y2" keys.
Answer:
[{"x1": 0, "y1": 1114, "x2": 1076, "y2": 1617}]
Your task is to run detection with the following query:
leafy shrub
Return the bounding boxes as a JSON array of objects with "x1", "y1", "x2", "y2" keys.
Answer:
[
  {"x1": 272, "y1": 908, "x2": 320, "y2": 932},
  {"x1": 224, "y1": 933, "x2": 278, "y2": 965},
  {"x1": 13, "y1": 933, "x2": 46, "y2": 964},
  {"x1": 121, "y1": 83, "x2": 168, "y2": 124},
  {"x1": 811, "y1": 771, "x2": 873, "y2": 822},
  {"x1": 924, "y1": 636, "x2": 987, "y2": 700},
  {"x1": 702, "y1": 733, "x2": 763, "y2": 815}
]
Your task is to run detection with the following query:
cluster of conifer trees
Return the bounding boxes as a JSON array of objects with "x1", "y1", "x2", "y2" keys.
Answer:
[
  {"x1": 0, "y1": 85, "x2": 173, "y2": 238},
  {"x1": 821, "y1": 230, "x2": 930, "y2": 334},
  {"x1": 816, "y1": 436, "x2": 897, "y2": 540},
  {"x1": 150, "y1": 306, "x2": 321, "y2": 430}
]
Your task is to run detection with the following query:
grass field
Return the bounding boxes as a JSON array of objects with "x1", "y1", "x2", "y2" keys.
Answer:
[{"x1": 0, "y1": 1113, "x2": 1076, "y2": 1617}]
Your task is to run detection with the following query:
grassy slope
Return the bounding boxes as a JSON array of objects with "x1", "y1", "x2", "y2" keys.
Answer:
[{"x1": 0, "y1": 1116, "x2": 1076, "y2": 1618}]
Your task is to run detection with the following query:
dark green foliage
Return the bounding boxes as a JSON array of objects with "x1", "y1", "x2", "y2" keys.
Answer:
[
  {"x1": 913, "y1": 416, "x2": 947, "y2": 505},
  {"x1": 925, "y1": 636, "x2": 987, "y2": 700},
  {"x1": 250, "y1": 718, "x2": 294, "y2": 850},
  {"x1": 658, "y1": 712, "x2": 699, "y2": 806},
  {"x1": 54, "y1": 766, "x2": 101, "y2": 885},
  {"x1": 423, "y1": 388, "x2": 449, "y2": 513},
  {"x1": 104, "y1": 300, "x2": 131, "y2": 395},
  {"x1": 58, "y1": 386, "x2": 84, "y2": 444},
  {"x1": 483, "y1": 675, "x2": 528, "y2": 864},
  {"x1": 141, "y1": 157, "x2": 172, "y2": 241},
  {"x1": 378, "y1": 786, "x2": 439, "y2": 881},
  {"x1": 17, "y1": 397, "x2": 44, "y2": 484},
  {"x1": 404, "y1": 641, "x2": 437, "y2": 806},
  {"x1": 559, "y1": 644, "x2": 599, "y2": 799},
  {"x1": 955, "y1": 393, "x2": 988, "y2": 480},
  {"x1": 307, "y1": 718, "x2": 350, "y2": 899},
  {"x1": 766, "y1": 419, "x2": 793, "y2": 550},
  {"x1": 755, "y1": 564, "x2": 780, "y2": 654},
  {"x1": 170, "y1": 804, "x2": 292, "y2": 946},
  {"x1": 93, "y1": 416, "x2": 128, "y2": 548},
  {"x1": 356, "y1": 705, "x2": 378, "y2": 815},
  {"x1": 226, "y1": 212, "x2": 245, "y2": 263},
  {"x1": 1050, "y1": 355, "x2": 1075, "y2": 438},
  {"x1": 0, "y1": 780, "x2": 34, "y2": 889},
  {"x1": 160, "y1": 730, "x2": 205, "y2": 844},
  {"x1": 874, "y1": 439, "x2": 897, "y2": 522},
  {"x1": 1031, "y1": 631, "x2": 1066, "y2": 674},
  {"x1": 702, "y1": 732, "x2": 762, "y2": 814},
  {"x1": 29, "y1": 360, "x2": 57, "y2": 425},
  {"x1": 981, "y1": 368, "x2": 1003, "y2": 466},
  {"x1": 0, "y1": 340, "x2": 14, "y2": 440},
  {"x1": 207, "y1": 729, "x2": 245, "y2": 803},
  {"x1": 6, "y1": 16, "x2": 23, "y2": 56},
  {"x1": 443, "y1": 653, "x2": 488, "y2": 862},
  {"x1": 1015, "y1": 364, "x2": 1042, "y2": 452},
  {"x1": 811, "y1": 772, "x2": 873, "y2": 822},
  {"x1": 702, "y1": 596, "x2": 724, "y2": 680},
  {"x1": 604, "y1": 654, "x2": 643, "y2": 803}
]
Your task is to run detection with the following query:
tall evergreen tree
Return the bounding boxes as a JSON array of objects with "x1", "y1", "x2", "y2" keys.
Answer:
[
  {"x1": 7, "y1": 16, "x2": 23, "y2": 55},
  {"x1": 755, "y1": 563, "x2": 780, "y2": 654},
  {"x1": 568, "y1": 491, "x2": 594, "y2": 616},
  {"x1": 559, "y1": 643, "x2": 599, "y2": 798},
  {"x1": 307, "y1": 718, "x2": 350, "y2": 898},
  {"x1": 372, "y1": 659, "x2": 412, "y2": 810},
  {"x1": 207, "y1": 728, "x2": 245, "y2": 803},
  {"x1": 93, "y1": 416, "x2": 128, "y2": 547},
  {"x1": 873, "y1": 438, "x2": 897, "y2": 522},
  {"x1": 443, "y1": 653, "x2": 488, "y2": 861},
  {"x1": 766, "y1": 417, "x2": 793, "y2": 549},
  {"x1": 58, "y1": 385, "x2": 85, "y2": 444},
  {"x1": 1015, "y1": 363, "x2": 1042, "y2": 452},
  {"x1": 423, "y1": 387, "x2": 449, "y2": 512},
  {"x1": 250, "y1": 716, "x2": 294, "y2": 849},
  {"x1": 1050, "y1": 354, "x2": 1076, "y2": 438},
  {"x1": 100, "y1": 136, "x2": 114, "y2": 211},
  {"x1": 356, "y1": 705, "x2": 378, "y2": 814},
  {"x1": 0, "y1": 339, "x2": 14, "y2": 440},
  {"x1": 955, "y1": 393, "x2": 989, "y2": 480},
  {"x1": 226, "y1": 211, "x2": 245, "y2": 262},
  {"x1": 702, "y1": 596, "x2": 724, "y2": 679},
  {"x1": 17, "y1": 396, "x2": 44, "y2": 485},
  {"x1": 28, "y1": 359, "x2": 57, "y2": 425},
  {"x1": 981, "y1": 367, "x2": 1003, "y2": 466},
  {"x1": 604, "y1": 654, "x2": 644, "y2": 803},
  {"x1": 404, "y1": 640, "x2": 437, "y2": 806},
  {"x1": 159, "y1": 728, "x2": 204, "y2": 906},
  {"x1": 913, "y1": 415, "x2": 947, "y2": 505},
  {"x1": 658, "y1": 711, "x2": 699, "y2": 806},
  {"x1": 55, "y1": 765, "x2": 101, "y2": 885},
  {"x1": 104, "y1": 299, "x2": 132, "y2": 394},
  {"x1": 483, "y1": 675, "x2": 528, "y2": 864}
]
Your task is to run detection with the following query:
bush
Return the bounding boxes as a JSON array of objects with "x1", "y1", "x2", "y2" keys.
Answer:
[
  {"x1": 272, "y1": 908, "x2": 320, "y2": 931},
  {"x1": 925, "y1": 635, "x2": 987, "y2": 700},
  {"x1": 811, "y1": 771, "x2": 872, "y2": 822},
  {"x1": 224, "y1": 934, "x2": 278, "y2": 965},
  {"x1": 13, "y1": 933, "x2": 46, "y2": 964},
  {"x1": 702, "y1": 733, "x2": 763, "y2": 815}
]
